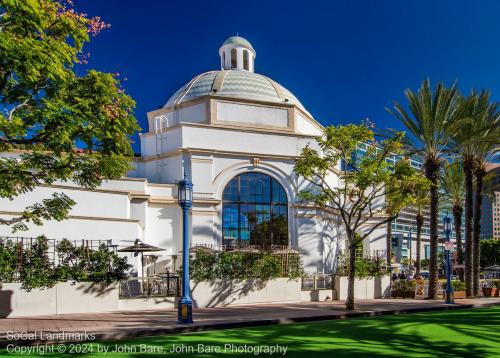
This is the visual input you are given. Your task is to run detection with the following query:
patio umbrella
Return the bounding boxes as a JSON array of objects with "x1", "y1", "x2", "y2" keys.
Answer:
[{"x1": 118, "y1": 239, "x2": 164, "y2": 288}]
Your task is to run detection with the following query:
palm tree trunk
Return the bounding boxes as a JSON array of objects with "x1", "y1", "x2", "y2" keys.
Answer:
[
  {"x1": 473, "y1": 166, "x2": 485, "y2": 296},
  {"x1": 453, "y1": 205, "x2": 464, "y2": 281},
  {"x1": 415, "y1": 213, "x2": 423, "y2": 276},
  {"x1": 464, "y1": 156, "x2": 474, "y2": 296},
  {"x1": 346, "y1": 230, "x2": 356, "y2": 310},
  {"x1": 386, "y1": 219, "x2": 392, "y2": 269},
  {"x1": 425, "y1": 157, "x2": 440, "y2": 299}
]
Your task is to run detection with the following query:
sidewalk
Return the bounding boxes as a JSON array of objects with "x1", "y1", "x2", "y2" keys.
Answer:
[{"x1": 1, "y1": 298, "x2": 499, "y2": 346}]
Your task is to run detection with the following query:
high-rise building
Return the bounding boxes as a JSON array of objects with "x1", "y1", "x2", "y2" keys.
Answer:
[{"x1": 481, "y1": 163, "x2": 500, "y2": 240}]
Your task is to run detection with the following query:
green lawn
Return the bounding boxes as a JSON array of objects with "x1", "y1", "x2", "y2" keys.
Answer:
[{"x1": 4, "y1": 307, "x2": 500, "y2": 357}]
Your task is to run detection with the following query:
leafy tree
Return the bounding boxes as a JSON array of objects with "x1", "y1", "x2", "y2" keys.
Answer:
[
  {"x1": 480, "y1": 239, "x2": 500, "y2": 268},
  {"x1": 384, "y1": 181, "x2": 403, "y2": 268},
  {"x1": 0, "y1": 0, "x2": 139, "y2": 231},
  {"x1": 387, "y1": 79, "x2": 460, "y2": 299},
  {"x1": 440, "y1": 161, "x2": 465, "y2": 279},
  {"x1": 295, "y1": 124, "x2": 428, "y2": 310}
]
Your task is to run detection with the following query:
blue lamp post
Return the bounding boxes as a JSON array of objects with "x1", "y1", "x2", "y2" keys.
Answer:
[
  {"x1": 443, "y1": 215, "x2": 454, "y2": 304},
  {"x1": 177, "y1": 175, "x2": 193, "y2": 324}
]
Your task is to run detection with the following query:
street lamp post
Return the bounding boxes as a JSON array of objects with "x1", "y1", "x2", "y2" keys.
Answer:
[
  {"x1": 443, "y1": 215, "x2": 454, "y2": 304},
  {"x1": 177, "y1": 175, "x2": 193, "y2": 324}
]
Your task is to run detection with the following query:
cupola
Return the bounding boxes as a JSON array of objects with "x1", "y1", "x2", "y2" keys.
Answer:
[{"x1": 219, "y1": 36, "x2": 256, "y2": 72}]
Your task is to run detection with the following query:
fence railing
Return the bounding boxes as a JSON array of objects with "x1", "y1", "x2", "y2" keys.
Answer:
[
  {"x1": 301, "y1": 274, "x2": 334, "y2": 291},
  {"x1": 119, "y1": 275, "x2": 180, "y2": 299}
]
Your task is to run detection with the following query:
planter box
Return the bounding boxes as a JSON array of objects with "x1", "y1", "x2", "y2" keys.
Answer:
[
  {"x1": 391, "y1": 289, "x2": 416, "y2": 299},
  {"x1": 1, "y1": 282, "x2": 119, "y2": 317},
  {"x1": 1, "y1": 282, "x2": 180, "y2": 317},
  {"x1": 453, "y1": 290, "x2": 466, "y2": 299},
  {"x1": 335, "y1": 276, "x2": 391, "y2": 300},
  {"x1": 190, "y1": 278, "x2": 301, "y2": 308},
  {"x1": 300, "y1": 289, "x2": 335, "y2": 302},
  {"x1": 482, "y1": 287, "x2": 498, "y2": 297}
]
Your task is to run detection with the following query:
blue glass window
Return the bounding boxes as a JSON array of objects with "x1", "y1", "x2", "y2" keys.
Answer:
[{"x1": 222, "y1": 173, "x2": 288, "y2": 247}]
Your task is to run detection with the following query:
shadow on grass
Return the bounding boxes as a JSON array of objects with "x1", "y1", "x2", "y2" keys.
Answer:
[{"x1": 3, "y1": 307, "x2": 500, "y2": 357}]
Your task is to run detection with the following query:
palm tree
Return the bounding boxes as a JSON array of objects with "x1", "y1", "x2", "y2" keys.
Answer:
[
  {"x1": 448, "y1": 91, "x2": 497, "y2": 295},
  {"x1": 472, "y1": 104, "x2": 500, "y2": 295},
  {"x1": 441, "y1": 161, "x2": 465, "y2": 280},
  {"x1": 387, "y1": 79, "x2": 460, "y2": 299},
  {"x1": 412, "y1": 187, "x2": 430, "y2": 277}
]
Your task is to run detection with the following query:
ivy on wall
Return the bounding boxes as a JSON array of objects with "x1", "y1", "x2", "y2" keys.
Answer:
[{"x1": 0, "y1": 236, "x2": 131, "y2": 291}]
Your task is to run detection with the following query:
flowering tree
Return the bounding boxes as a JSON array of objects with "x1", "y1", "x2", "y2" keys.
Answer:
[
  {"x1": 295, "y1": 124, "x2": 428, "y2": 310},
  {"x1": 0, "y1": 0, "x2": 139, "y2": 230}
]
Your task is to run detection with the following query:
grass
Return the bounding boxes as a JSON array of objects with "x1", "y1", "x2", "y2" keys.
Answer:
[{"x1": 3, "y1": 307, "x2": 500, "y2": 357}]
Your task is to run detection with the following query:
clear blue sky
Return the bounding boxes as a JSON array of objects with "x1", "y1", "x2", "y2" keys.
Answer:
[{"x1": 74, "y1": 0, "x2": 500, "y2": 153}]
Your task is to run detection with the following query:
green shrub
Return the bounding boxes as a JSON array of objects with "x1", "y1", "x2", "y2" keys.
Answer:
[
  {"x1": 420, "y1": 259, "x2": 430, "y2": 269},
  {"x1": 0, "y1": 239, "x2": 22, "y2": 283},
  {"x1": 441, "y1": 280, "x2": 466, "y2": 291},
  {"x1": 0, "y1": 237, "x2": 130, "y2": 290},
  {"x1": 19, "y1": 236, "x2": 57, "y2": 291},
  {"x1": 392, "y1": 279, "x2": 416, "y2": 291},
  {"x1": 492, "y1": 280, "x2": 500, "y2": 289},
  {"x1": 336, "y1": 255, "x2": 385, "y2": 278},
  {"x1": 287, "y1": 254, "x2": 305, "y2": 279},
  {"x1": 187, "y1": 251, "x2": 303, "y2": 283}
]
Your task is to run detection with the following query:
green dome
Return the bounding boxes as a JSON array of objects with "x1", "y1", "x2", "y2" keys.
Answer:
[
  {"x1": 165, "y1": 70, "x2": 310, "y2": 116},
  {"x1": 222, "y1": 36, "x2": 254, "y2": 50}
]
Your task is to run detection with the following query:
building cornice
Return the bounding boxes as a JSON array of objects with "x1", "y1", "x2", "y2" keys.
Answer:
[
  {"x1": 139, "y1": 121, "x2": 318, "y2": 139},
  {"x1": 0, "y1": 211, "x2": 140, "y2": 224}
]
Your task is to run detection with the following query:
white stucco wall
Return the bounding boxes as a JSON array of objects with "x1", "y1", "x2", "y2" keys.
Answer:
[
  {"x1": 181, "y1": 126, "x2": 315, "y2": 158},
  {"x1": 217, "y1": 102, "x2": 288, "y2": 127},
  {"x1": 296, "y1": 112, "x2": 322, "y2": 136},
  {"x1": 0, "y1": 185, "x2": 130, "y2": 219}
]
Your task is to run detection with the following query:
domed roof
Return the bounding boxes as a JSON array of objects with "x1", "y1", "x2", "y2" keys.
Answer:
[
  {"x1": 222, "y1": 36, "x2": 254, "y2": 51},
  {"x1": 165, "y1": 70, "x2": 309, "y2": 115}
]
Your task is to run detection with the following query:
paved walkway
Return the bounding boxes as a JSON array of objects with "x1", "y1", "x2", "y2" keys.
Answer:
[{"x1": 1, "y1": 298, "x2": 499, "y2": 346}]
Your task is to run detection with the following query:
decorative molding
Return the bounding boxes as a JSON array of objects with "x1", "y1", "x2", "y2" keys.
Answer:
[
  {"x1": 136, "y1": 146, "x2": 302, "y2": 163},
  {"x1": 191, "y1": 210, "x2": 218, "y2": 216},
  {"x1": 191, "y1": 157, "x2": 214, "y2": 164},
  {"x1": 0, "y1": 211, "x2": 140, "y2": 224},
  {"x1": 186, "y1": 147, "x2": 299, "y2": 160},
  {"x1": 39, "y1": 184, "x2": 132, "y2": 196},
  {"x1": 139, "y1": 121, "x2": 317, "y2": 139}
]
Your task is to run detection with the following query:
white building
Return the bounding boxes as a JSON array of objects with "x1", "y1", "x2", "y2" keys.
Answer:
[{"x1": 0, "y1": 36, "x2": 387, "y2": 275}]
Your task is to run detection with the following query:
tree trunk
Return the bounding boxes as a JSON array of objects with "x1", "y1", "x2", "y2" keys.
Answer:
[
  {"x1": 473, "y1": 166, "x2": 485, "y2": 296},
  {"x1": 463, "y1": 156, "x2": 474, "y2": 297},
  {"x1": 386, "y1": 219, "x2": 392, "y2": 269},
  {"x1": 425, "y1": 157, "x2": 440, "y2": 299},
  {"x1": 415, "y1": 213, "x2": 423, "y2": 277},
  {"x1": 453, "y1": 204, "x2": 464, "y2": 281},
  {"x1": 346, "y1": 232, "x2": 356, "y2": 310}
]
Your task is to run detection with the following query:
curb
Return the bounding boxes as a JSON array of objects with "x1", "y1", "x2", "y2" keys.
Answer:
[{"x1": 1, "y1": 301, "x2": 498, "y2": 348}]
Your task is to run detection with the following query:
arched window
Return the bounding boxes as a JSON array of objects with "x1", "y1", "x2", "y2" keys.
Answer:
[
  {"x1": 231, "y1": 48, "x2": 237, "y2": 69},
  {"x1": 243, "y1": 50, "x2": 249, "y2": 70},
  {"x1": 222, "y1": 172, "x2": 288, "y2": 248}
]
